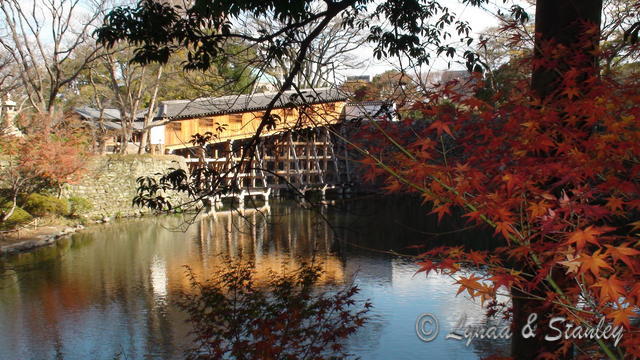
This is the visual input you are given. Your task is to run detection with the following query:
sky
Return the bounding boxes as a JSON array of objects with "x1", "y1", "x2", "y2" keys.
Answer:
[
  {"x1": 4, "y1": 0, "x2": 535, "y2": 89},
  {"x1": 340, "y1": 0, "x2": 535, "y2": 79}
]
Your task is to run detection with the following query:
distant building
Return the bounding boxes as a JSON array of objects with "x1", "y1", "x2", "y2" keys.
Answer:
[
  {"x1": 74, "y1": 107, "x2": 125, "y2": 130},
  {"x1": 418, "y1": 70, "x2": 479, "y2": 94},
  {"x1": 250, "y1": 68, "x2": 279, "y2": 93},
  {"x1": 344, "y1": 100, "x2": 398, "y2": 122},
  {"x1": 73, "y1": 107, "x2": 144, "y2": 153},
  {"x1": 419, "y1": 70, "x2": 472, "y2": 87},
  {"x1": 345, "y1": 75, "x2": 371, "y2": 83},
  {"x1": 439, "y1": 70, "x2": 472, "y2": 84}
]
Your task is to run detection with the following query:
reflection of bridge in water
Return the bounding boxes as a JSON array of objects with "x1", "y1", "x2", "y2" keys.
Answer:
[{"x1": 189, "y1": 203, "x2": 346, "y2": 286}]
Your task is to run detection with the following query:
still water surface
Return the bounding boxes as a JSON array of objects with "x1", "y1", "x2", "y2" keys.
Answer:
[{"x1": 0, "y1": 197, "x2": 509, "y2": 359}]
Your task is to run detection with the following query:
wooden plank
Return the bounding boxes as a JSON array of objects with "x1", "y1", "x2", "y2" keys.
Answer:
[
  {"x1": 288, "y1": 132, "x2": 304, "y2": 185},
  {"x1": 311, "y1": 130, "x2": 325, "y2": 183},
  {"x1": 325, "y1": 127, "x2": 340, "y2": 184}
]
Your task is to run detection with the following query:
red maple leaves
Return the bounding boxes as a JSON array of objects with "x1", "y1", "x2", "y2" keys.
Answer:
[
  {"x1": 565, "y1": 226, "x2": 614, "y2": 253},
  {"x1": 355, "y1": 38, "x2": 640, "y2": 357}
]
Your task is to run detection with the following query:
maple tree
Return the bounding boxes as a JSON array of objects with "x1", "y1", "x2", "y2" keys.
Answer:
[
  {"x1": 351, "y1": 18, "x2": 640, "y2": 359},
  {"x1": 0, "y1": 125, "x2": 89, "y2": 224}
]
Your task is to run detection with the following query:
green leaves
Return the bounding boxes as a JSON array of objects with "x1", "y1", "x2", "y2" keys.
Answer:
[
  {"x1": 509, "y1": 5, "x2": 530, "y2": 24},
  {"x1": 96, "y1": 0, "x2": 489, "y2": 71}
]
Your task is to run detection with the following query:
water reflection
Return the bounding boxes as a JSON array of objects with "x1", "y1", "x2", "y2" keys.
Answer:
[{"x1": 0, "y1": 197, "x2": 508, "y2": 359}]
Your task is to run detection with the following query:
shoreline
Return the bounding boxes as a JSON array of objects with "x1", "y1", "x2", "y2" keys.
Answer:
[
  {"x1": 0, "y1": 223, "x2": 89, "y2": 255},
  {"x1": 0, "y1": 193, "x2": 387, "y2": 256},
  {"x1": 0, "y1": 217, "x2": 116, "y2": 256}
]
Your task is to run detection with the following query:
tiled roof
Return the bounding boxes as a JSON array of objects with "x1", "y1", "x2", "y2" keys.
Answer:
[
  {"x1": 74, "y1": 107, "x2": 144, "y2": 130},
  {"x1": 346, "y1": 100, "x2": 394, "y2": 106},
  {"x1": 155, "y1": 87, "x2": 348, "y2": 120},
  {"x1": 74, "y1": 106, "x2": 121, "y2": 121}
]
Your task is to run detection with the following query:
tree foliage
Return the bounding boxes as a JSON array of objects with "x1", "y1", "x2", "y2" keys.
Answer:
[
  {"x1": 95, "y1": 0, "x2": 484, "y2": 73},
  {"x1": 355, "y1": 27, "x2": 640, "y2": 358},
  {"x1": 178, "y1": 259, "x2": 371, "y2": 360},
  {"x1": 0, "y1": 126, "x2": 88, "y2": 225},
  {"x1": 0, "y1": 0, "x2": 106, "y2": 119},
  {"x1": 246, "y1": 9, "x2": 366, "y2": 88},
  {"x1": 154, "y1": 44, "x2": 258, "y2": 100}
]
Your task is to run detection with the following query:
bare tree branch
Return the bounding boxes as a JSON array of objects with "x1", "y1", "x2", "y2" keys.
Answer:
[{"x1": 0, "y1": 0, "x2": 106, "y2": 126}]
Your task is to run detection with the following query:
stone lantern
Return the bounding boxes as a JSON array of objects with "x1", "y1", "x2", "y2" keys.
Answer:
[{"x1": 1, "y1": 95, "x2": 23, "y2": 137}]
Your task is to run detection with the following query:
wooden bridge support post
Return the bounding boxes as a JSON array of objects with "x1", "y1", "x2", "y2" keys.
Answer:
[
  {"x1": 288, "y1": 132, "x2": 304, "y2": 186},
  {"x1": 325, "y1": 127, "x2": 341, "y2": 186},
  {"x1": 285, "y1": 135, "x2": 291, "y2": 185},
  {"x1": 311, "y1": 129, "x2": 325, "y2": 184},
  {"x1": 254, "y1": 141, "x2": 268, "y2": 189}
]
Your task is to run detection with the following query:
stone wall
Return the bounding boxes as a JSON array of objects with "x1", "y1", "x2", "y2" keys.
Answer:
[{"x1": 61, "y1": 155, "x2": 189, "y2": 218}]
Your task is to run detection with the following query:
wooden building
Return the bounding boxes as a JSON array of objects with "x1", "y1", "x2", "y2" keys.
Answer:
[
  {"x1": 141, "y1": 88, "x2": 352, "y2": 201},
  {"x1": 148, "y1": 88, "x2": 348, "y2": 152},
  {"x1": 74, "y1": 107, "x2": 145, "y2": 153}
]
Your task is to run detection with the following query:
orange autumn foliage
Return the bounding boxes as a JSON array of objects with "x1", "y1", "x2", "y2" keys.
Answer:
[
  {"x1": 1, "y1": 127, "x2": 89, "y2": 193},
  {"x1": 356, "y1": 35, "x2": 640, "y2": 358}
]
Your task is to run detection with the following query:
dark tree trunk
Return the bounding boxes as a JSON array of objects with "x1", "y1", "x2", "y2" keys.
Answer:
[
  {"x1": 512, "y1": 1, "x2": 604, "y2": 359},
  {"x1": 531, "y1": 0, "x2": 603, "y2": 99}
]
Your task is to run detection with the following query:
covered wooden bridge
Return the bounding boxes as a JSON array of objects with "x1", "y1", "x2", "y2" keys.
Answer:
[{"x1": 148, "y1": 88, "x2": 358, "y2": 204}]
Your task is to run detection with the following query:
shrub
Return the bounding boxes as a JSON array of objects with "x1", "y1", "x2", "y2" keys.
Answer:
[
  {"x1": 0, "y1": 130, "x2": 88, "y2": 196},
  {"x1": 68, "y1": 196, "x2": 92, "y2": 217},
  {"x1": 0, "y1": 202, "x2": 32, "y2": 230},
  {"x1": 179, "y1": 259, "x2": 370, "y2": 360},
  {"x1": 23, "y1": 193, "x2": 69, "y2": 217}
]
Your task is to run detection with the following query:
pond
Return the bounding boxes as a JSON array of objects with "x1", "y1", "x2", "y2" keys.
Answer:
[{"x1": 0, "y1": 197, "x2": 510, "y2": 359}]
